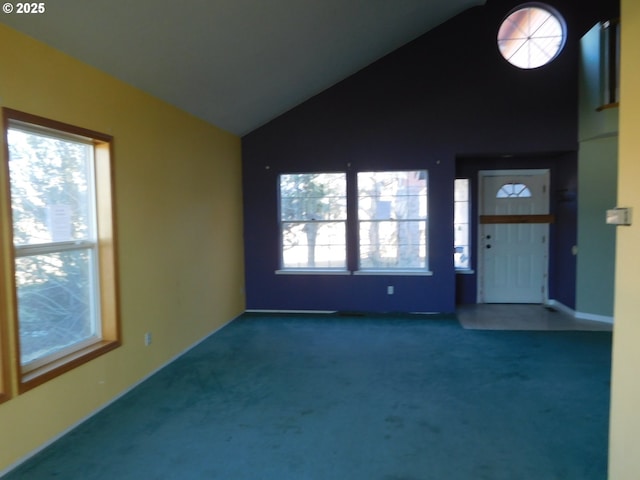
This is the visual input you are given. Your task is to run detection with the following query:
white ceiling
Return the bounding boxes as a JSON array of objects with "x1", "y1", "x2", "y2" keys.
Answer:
[{"x1": 1, "y1": 0, "x2": 485, "y2": 135}]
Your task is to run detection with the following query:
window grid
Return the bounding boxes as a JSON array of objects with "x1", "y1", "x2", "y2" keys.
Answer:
[
  {"x1": 278, "y1": 170, "x2": 430, "y2": 274},
  {"x1": 357, "y1": 171, "x2": 428, "y2": 271},
  {"x1": 279, "y1": 173, "x2": 347, "y2": 269},
  {"x1": 498, "y1": 4, "x2": 566, "y2": 69}
]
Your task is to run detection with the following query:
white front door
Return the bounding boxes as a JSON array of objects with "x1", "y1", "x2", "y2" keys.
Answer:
[{"x1": 479, "y1": 170, "x2": 550, "y2": 303}]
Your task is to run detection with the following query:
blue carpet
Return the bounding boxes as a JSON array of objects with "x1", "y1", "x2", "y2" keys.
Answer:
[{"x1": 5, "y1": 313, "x2": 611, "y2": 479}]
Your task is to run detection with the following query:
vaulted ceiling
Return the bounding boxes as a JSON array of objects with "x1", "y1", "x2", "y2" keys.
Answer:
[{"x1": 1, "y1": 0, "x2": 486, "y2": 135}]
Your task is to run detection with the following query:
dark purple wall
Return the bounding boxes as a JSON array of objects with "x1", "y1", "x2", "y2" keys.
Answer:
[{"x1": 241, "y1": 0, "x2": 618, "y2": 314}]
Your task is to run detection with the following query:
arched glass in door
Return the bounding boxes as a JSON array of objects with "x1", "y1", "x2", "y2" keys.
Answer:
[{"x1": 496, "y1": 182, "x2": 532, "y2": 198}]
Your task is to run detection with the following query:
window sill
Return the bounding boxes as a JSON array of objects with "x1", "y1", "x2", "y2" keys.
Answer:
[
  {"x1": 596, "y1": 102, "x2": 619, "y2": 112},
  {"x1": 20, "y1": 339, "x2": 121, "y2": 393},
  {"x1": 455, "y1": 269, "x2": 475, "y2": 274},
  {"x1": 275, "y1": 269, "x2": 351, "y2": 275},
  {"x1": 353, "y1": 270, "x2": 433, "y2": 276},
  {"x1": 275, "y1": 269, "x2": 435, "y2": 276}
]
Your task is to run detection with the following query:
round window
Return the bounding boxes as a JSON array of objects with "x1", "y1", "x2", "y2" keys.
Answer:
[{"x1": 497, "y1": 3, "x2": 566, "y2": 69}]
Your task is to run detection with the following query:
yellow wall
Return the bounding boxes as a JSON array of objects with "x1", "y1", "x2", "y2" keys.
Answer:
[
  {"x1": 609, "y1": 1, "x2": 640, "y2": 478},
  {"x1": 0, "y1": 24, "x2": 245, "y2": 471}
]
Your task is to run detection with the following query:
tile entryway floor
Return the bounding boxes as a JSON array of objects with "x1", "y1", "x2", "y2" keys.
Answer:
[{"x1": 456, "y1": 303, "x2": 613, "y2": 331}]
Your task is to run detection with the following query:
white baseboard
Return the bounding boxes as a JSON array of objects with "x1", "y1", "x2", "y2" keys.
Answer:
[
  {"x1": 574, "y1": 311, "x2": 615, "y2": 324},
  {"x1": 546, "y1": 299, "x2": 614, "y2": 324},
  {"x1": 0, "y1": 314, "x2": 239, "y2": 478},
  {"x1": 545, "y1": 299, "x2": 576, "y2": 316}
]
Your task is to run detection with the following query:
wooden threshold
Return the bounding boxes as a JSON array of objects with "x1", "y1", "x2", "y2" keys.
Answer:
[{"x1": 480, "y1": 214, "x2": 555, "y2": 224}]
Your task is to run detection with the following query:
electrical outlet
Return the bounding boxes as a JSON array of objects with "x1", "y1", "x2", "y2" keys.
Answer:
[
  {"x1": 387, "y1": 285, "x2": 394, "y2": 295},
  {"x1": 144, "y1": 332, "x2": 152, "y2": 346}
]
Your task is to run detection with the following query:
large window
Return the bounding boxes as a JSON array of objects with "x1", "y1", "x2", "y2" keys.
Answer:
[
  {"x1": 3, "y1": 108, "x2": 120, "y2": 392},
  {"x1": 357, "y1": 171, "x2": 428, "y2": 271},
  {"x1": 279, "y1": 173, "x2": 347, "y2": 270},
  {"x1": 277, "y1": 170, "x2": 430, "y2": 274}
]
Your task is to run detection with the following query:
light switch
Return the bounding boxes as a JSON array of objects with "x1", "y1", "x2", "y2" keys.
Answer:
[{"x1": 606, "y1": 207, "x2": 632, "y2": 226}]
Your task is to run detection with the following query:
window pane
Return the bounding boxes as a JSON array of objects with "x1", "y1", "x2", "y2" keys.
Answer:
[
  {"x1": 279, "y1": 173, "x2": 347, "y2": 269},
  {"x1": 454, "y1": 245, "x2": 470, "y2": 270},
  {"x1": 280, "y1": 173, "x2": 346, "y2": 221},
  {"x1": 281, "y1": 222, "x2": 346, "y2": 268},
  {"x1": 496, "y1": 183, "x2": 532, "y2": 198},
  {"x1": 16, "y1": 249, "x2": 98, "y2": 366},
  {"x1": 357, "y1": 171, "x2": 428, "y2": 270},
  {"x1": 8, "y1": 128, "x2": 94, "y2": 246},
  {"x1": 358, "y1": 171, "x2": 426, "y2": 221},
  {"x1": 359, "y1": 220, "x2": 426, "y2": 269},
  {"x1": 454, "y1": 178, "x2": 471, "y2": 270},
  {"x1": 454, "y1": 223, "x2": 469, "y2": 246},
  {"x1": 454, "y1": 178, "x2": 469, "y2": 202},
  {"x1": 498, "y1": 6, "x2": 565, "y2": 69},
  {"x1": 454, "y1": 202, "x2": 469, "y2": 224}
]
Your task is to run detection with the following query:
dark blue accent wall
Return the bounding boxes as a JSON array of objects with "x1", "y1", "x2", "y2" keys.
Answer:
[{"x1": 241, "y1": 0, "x2": 619, "y2": 314}]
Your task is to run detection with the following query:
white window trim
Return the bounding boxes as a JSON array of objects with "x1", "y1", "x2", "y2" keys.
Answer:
[
  {"x1": 275, "y1": 269, "x2": 351, "y2": 275},
  {"x1": 357, "y1": 170, "x2": 429, "y2": 272},
  {"x1": 278, "y1": 172, "x2": 348, "y2": 271},
  {"x1": 275, "y1": 268, "x2": 434, "y2": 276},
  {"x1": 454, "y1": 178, "x2": 472, "y2": 272},
  {"x1": 353, "y1": 269, "x2": 433, "y2": 276}
]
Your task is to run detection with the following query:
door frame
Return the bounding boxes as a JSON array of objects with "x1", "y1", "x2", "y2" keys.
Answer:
[{"x1": 476, "y1": 169, "x2": 550, "y2": 304}]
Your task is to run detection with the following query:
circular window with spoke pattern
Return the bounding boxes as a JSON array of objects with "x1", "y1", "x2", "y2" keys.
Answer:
[{"x1": 498, "y1": 3, "x2": 566, "y2": 69}]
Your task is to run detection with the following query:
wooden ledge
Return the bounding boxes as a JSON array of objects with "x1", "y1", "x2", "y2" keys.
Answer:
[{"x1": 480, "y1": 214, "x2": 555, "y2": 224}]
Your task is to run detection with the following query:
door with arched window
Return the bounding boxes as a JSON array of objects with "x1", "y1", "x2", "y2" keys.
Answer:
[{"x1": 478, "y1": 169, "x2": 550, "y2": 303}]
